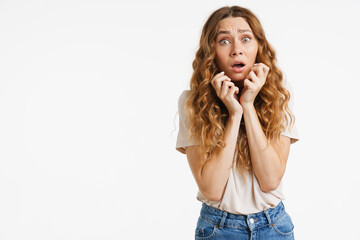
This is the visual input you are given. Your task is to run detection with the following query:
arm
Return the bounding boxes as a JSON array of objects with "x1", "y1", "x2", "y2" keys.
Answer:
[
  {"x1": 239, "y1": 63, "x2": 291, "y2": 192},
  {"x1": 185, "y1": 71, "x2": 243, "y2": 201},
  {"x1": 242, "y1": 104, "x2": 291, "y2": 192},
  {"x1": 186, "y1": 113, "x2": 242, "y2": 201}
]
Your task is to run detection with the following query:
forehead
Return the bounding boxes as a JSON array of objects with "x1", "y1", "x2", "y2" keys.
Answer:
[{"x1": 217, "y1": 17, "x2": 251, "y2": 31}]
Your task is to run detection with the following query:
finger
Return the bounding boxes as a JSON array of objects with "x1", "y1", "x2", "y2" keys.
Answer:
[
  {"x1": 256, "y1": 66, "x2": 264, "y2": 78},
  {"x1": 228, "y1": 85, "x2": 239, "y2": 99},
  {"x1": 253, "y1": 65, "x2": 267, "y2": 84},
  {"x1": 211, "y1": 72, "x2": 225, "y2": 86},
  {"x1": 258, "y1": 65, "x2": 266, "y2": 76},
  {"x1": 220, "y1": 76, "x2": 231, "y2": 86},
  {"x1": 248, "y1": 71, "x2": 258, "y2": 82},
  {"x1": 244, "y1": 79, "x2": 255, "y2": 89},
  {"x1": 252, "y1": 65, "x2": 260, "y2": 75},
  {"x1": 226, "y1": 85, "x2": 237, "y2": 99},
  {"x1": 264, "y1": 65, "x2": 270, "y2": 74},
  {"x1": 211, "y1": 71, "x2": 226, "y2": 86},
  {"x1": 215, "y1": 75, "x2": 231, "y2": 94},
  {"x1": 216, "y1": 75, "x2": 231, "y2": 97},
  {"x1": 212, "y1": 74, "x2": 229, "y2": 92},
  {"x1": 234, "y1": 86, "x2": 239, "y2": 95},
  {"x1": 220, "y1": 80, "x2": 234, "y2": 96},
  {"x1": 220, "y1": 80, "x2": 234, "y2": 98},
  {"x1": 211, "y1": 72, "x2": 225, "y2": 94},
  {"x1": 257, "y1": 63, "x2": 270, "y2": 74}
]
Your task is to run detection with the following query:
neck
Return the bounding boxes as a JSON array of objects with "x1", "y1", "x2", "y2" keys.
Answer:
[
  {"x1": 233, "y1": 80, "x2": 244, "y2": 95},
  {"x1": 233, "y1": 80, "x2": 244, "y2": 89}
]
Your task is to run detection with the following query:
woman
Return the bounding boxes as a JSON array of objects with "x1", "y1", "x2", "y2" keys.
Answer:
[{"x1": 176, "y1": 5, "x2": 300, "y2": 240}]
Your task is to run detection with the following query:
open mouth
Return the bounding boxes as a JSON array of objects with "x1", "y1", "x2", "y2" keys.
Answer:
[
  {"x1": 231, "y1": 60, "x2": 245, "y2": 73},
  {"x1": 232, "y1": 63, "x2": 245, "y2": 68},
  {"x1": 231, "y1": 61, "x2": 246, "y2": 73}
]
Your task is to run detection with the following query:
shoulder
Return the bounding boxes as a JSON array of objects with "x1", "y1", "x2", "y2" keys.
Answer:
[
  {"x1": 178, "y1": 90, "x2": 190, "y2": 108},
  {"x1": 281, "y1": 76, "x2": 295, "y2": 96}
]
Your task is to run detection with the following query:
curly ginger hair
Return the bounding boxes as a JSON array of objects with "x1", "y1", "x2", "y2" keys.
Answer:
[{"x1": 184, "y1": 6, "x2": 295, "y2": 181}]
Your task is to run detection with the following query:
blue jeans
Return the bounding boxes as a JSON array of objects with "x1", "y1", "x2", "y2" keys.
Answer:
[{"x1": 194, "y1": 201, "x2": 295, "y2": 240}]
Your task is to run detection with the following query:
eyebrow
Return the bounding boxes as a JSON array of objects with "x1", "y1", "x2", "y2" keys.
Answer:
[{"x1": 216, "y1": 29, "x2": 252, "y2": 37}]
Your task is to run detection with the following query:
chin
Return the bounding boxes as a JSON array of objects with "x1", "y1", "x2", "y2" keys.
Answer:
[
  {"x1": 227, "y1": 73, "x2": 246, "y2": 81},
  {"x1": 227, "y1": 68, "x2": 251, "y2": 81}
]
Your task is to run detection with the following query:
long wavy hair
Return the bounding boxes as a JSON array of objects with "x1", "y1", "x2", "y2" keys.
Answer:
[{"x1": 184, "y1": 6, "x2": 295, "y2": 182}]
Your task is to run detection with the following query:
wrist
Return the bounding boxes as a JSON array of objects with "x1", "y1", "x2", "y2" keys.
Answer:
[
  {"x1": 242, "y1": 103, "x2": 255, "y2": 112},
  {"x1": 229, "y1": 112, "x2": 243, "y2": 121}
]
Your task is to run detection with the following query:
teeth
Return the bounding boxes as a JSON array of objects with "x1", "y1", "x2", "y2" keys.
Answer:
[{"x1": 233, "y1": 63, "x2": 244, "y2": 67}]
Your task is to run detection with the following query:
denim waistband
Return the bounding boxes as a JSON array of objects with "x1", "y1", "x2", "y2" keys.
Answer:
[{"x1": 199, "y1": 201, "x2": 286, "y2": 231}]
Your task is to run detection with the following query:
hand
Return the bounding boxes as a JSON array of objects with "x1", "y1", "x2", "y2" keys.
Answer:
[
  {"x1": 211, "y1": 72, "x2": 243, "y2": 117},
  {"x1": 240, "y1": 63, "x2": 270, "y2": 107}
]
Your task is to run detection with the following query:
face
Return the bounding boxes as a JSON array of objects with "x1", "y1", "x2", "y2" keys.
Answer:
[{"x1": 214, "y1": 17, "x2": 258, "y2": 81}]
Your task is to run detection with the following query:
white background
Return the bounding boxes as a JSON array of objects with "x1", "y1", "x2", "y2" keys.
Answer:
[{"x1": 0, "y1": 0, "x2": 359, "y2": 239}]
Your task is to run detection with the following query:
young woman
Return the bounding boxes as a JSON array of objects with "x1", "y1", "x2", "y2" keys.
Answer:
[{"x1": 176, "y1": 6, "x2": 300, "y2": 240}]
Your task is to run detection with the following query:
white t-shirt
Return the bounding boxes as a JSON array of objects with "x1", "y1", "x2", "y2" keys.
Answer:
[{"x1": 175, "y1": 79, "x2": 300, "y2": 215}]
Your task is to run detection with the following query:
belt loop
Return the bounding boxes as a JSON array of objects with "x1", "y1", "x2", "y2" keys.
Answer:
[
  {"x1": 264, "y1": 209, "x2": 272, "y2": 228},
  {"x1": 218, "y1": 211, "x2": 228, "y2": 229}
]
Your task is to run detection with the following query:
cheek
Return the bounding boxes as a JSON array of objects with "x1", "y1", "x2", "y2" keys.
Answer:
[
  {"x1": 215, "y1": 51, "x2": 226, "y2": 66},
  {"x1": 248, "y1": 46, "x2": 258, "y2": 57},
  {"x1": 250, "y1": 45, "x2": 259, "y2": 59}
]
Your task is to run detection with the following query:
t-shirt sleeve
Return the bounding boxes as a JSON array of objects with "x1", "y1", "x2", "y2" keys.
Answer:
[
  {"x1": 176, "y1": 90, "x2": 196, "y2": 154},
  {"x1": 280, "y1": 80, "x2": 300, "y2": 144}
]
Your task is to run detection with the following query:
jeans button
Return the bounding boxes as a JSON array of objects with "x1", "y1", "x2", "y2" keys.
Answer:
[{"x1": 249, "y1": 218, "x2": 254, "y2": 224}]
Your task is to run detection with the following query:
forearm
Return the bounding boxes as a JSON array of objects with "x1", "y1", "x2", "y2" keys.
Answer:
[
  {"x1": 200, "y1": 114, "x2": 242, "y2": 200},
  {"x1": 242, "y1": 104, "x2": 282, "y2": 191}
]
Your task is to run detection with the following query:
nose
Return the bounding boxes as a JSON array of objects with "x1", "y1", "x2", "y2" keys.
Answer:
[
  {"x1": 231, "y1": 40, "x2": 243, "y2": 56},
  {"x1": 232, "y1": 48, "x2": 243, "y2": 56}
]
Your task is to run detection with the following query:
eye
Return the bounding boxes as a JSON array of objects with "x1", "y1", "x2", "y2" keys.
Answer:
[
  {"x1": 219, "y1": 39, "x2": 230, "y2": 45},
  {"x1": 242, "y1": 37, "x2": 251, "y2": 42}
]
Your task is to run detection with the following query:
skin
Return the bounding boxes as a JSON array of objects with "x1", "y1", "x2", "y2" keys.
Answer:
[
  {"x1": 213, "y1": 16, "x2": 269, "y2": 116},
  {"x1": 185, "y1": 17, "x2": 291, "y2": 201},
  {"x1": 214, "y1": 16, "x2": 258, "y2": 83}
]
